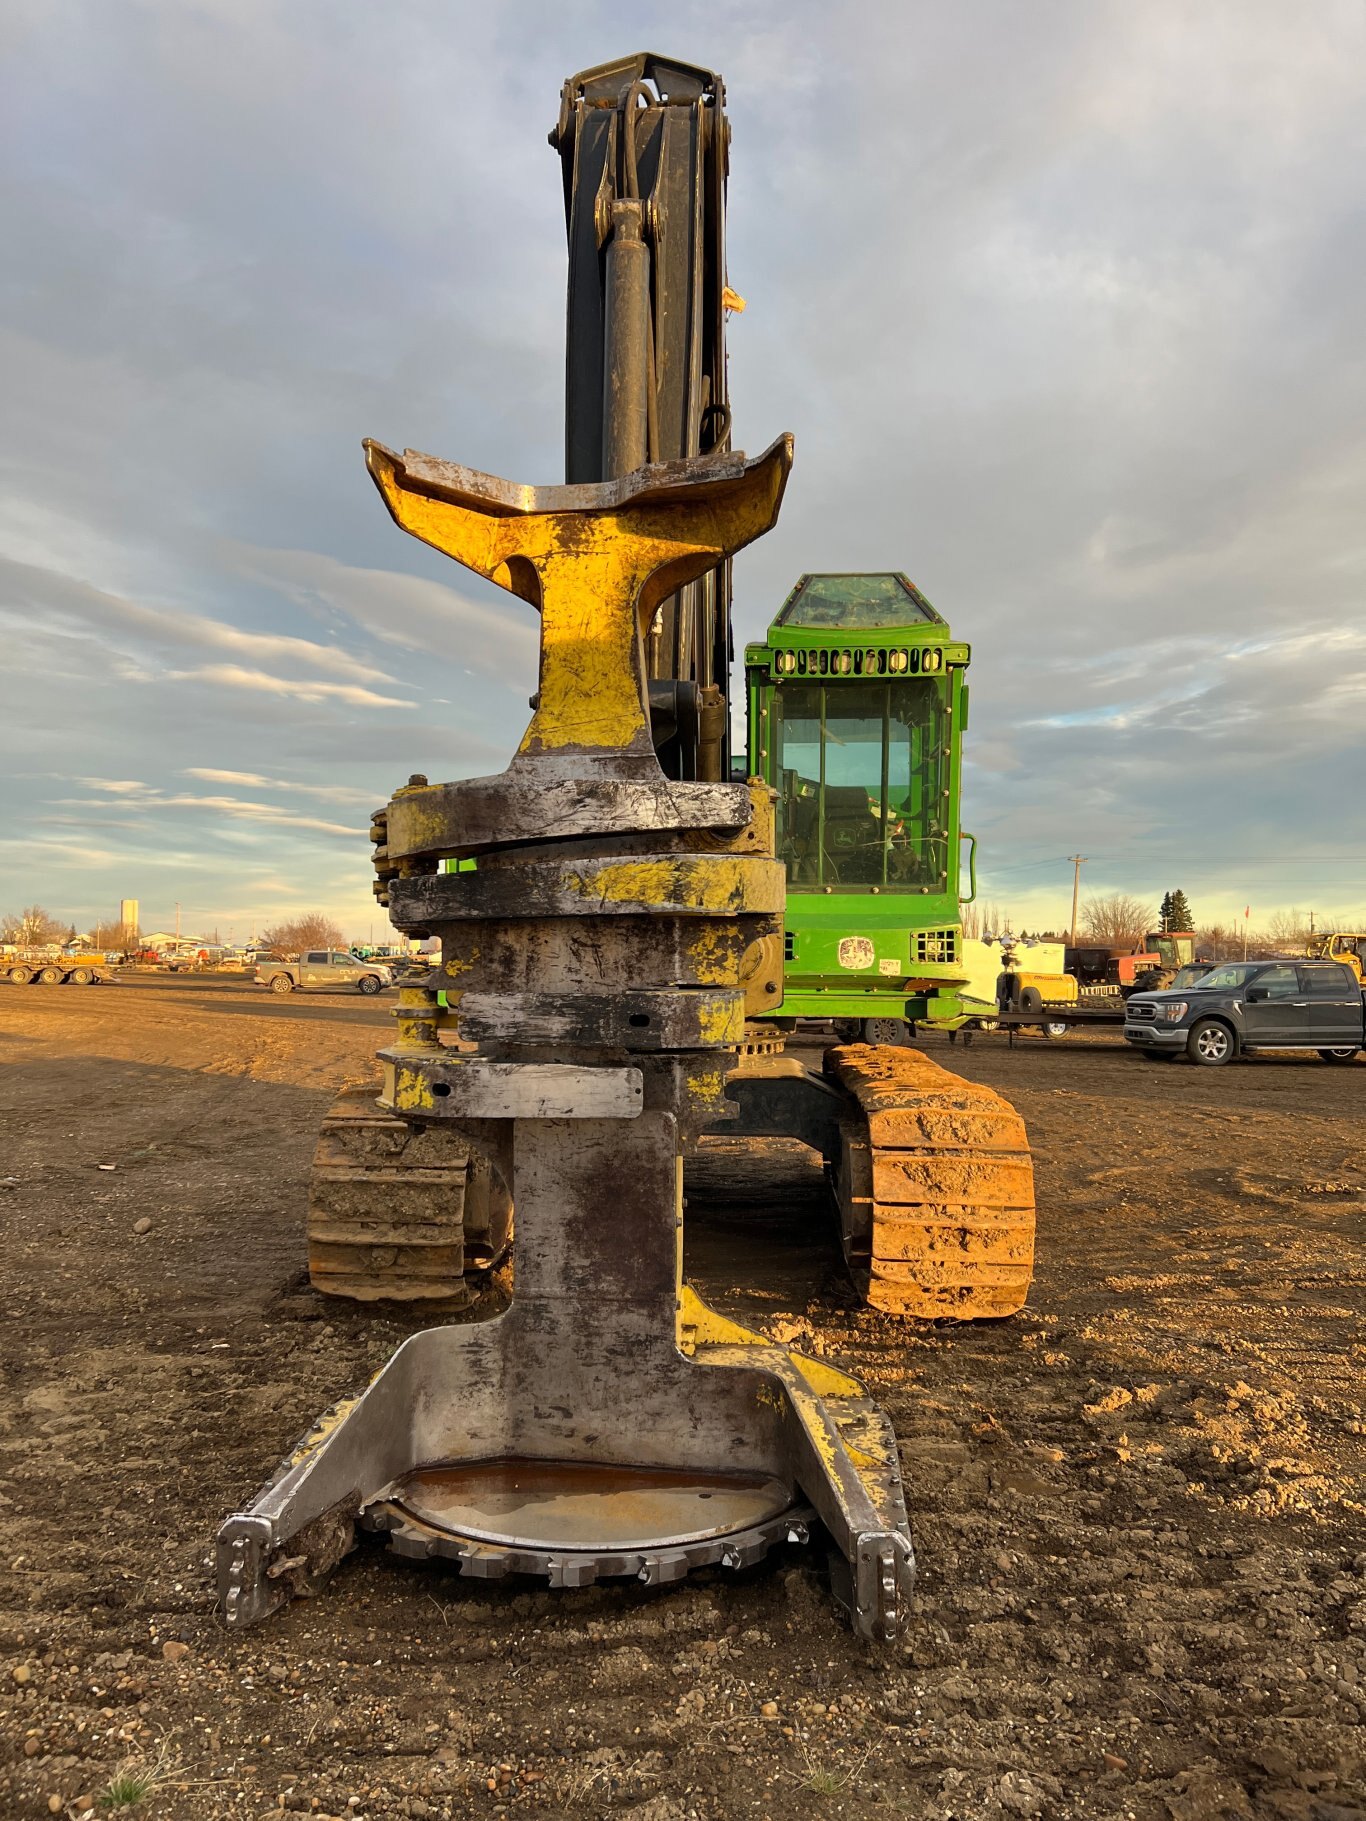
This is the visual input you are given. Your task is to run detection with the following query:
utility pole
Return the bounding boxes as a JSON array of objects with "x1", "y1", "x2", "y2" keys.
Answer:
[
  {"x1": 1067, "y1": 856, "x2": 1087, "y2": 948},
  {"x1": 1242, "y1": 905, "x2": 1250, "y2": 961},
  {"x1": 174, "y1": 901, "x2": 181, "y2": 943}
]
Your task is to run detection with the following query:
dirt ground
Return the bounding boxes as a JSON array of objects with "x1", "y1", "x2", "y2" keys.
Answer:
[{"x1": 1, "y1": 978, "x2": 1363, "y2": 1821}]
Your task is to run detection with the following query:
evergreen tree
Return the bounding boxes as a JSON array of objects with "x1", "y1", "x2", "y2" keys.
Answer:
[
  {"x1": 1159, "y1": 890, "x2": 1174, "y2": 933},
  {"x1": 1168, "y1": 888, "x2": 1193, "y2": 932}
]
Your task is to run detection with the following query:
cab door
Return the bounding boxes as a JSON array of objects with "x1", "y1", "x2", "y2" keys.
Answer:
[
  {"x1": 1238, "y1": 963, "x2": 1303, "y2": 1045},
  {"x1": 331, "y1": 951, "x2": 360, "y2": 986},
  {"x1": 300, "y1": 950, "x2": 330, "y2": 988},
  {"x1": 1298, "y1": 963, "x2": 1362, "y2": 1047}
]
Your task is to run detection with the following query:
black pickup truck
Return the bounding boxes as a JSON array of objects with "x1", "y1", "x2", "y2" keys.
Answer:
[{"x1": 1123, "y1": 957, "x2": 1364, "y2": 1066}]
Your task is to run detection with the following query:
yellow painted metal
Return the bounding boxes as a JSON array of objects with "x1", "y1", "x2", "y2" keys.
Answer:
[
  {"x1": 384, "y1": 1059, "x2": 435, "y2": 1117},
  {"x1": 393, "y1": 983, "x2": 442, "y2": 1050},
  {"x1": 562, "y1": 852, "x2": 784, "y2": 915},
  {"x1": 365, "y1": 439, "x2": 792, "y2": 761},
  {"x1": 1014, "y1": 968, "x2": 1079, "y2": 1006},
  {"x1": 684, "y1": 777, "x2": 776, "y2": 855},
  {"x1": 676, "y1": 1286, "x2": 863, "y2": 1401}
]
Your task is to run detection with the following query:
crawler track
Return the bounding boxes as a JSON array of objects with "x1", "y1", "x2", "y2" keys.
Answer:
[
  {"x1": 306, "y1": 1049, "x2": 1033, "y2": 1323},
  {"x1": 825, "y1": 1043, "x2": 1035, "y2": 1318},
  {"x1": 306, "y1": 1079, "x2": 510, "y2": 1307}
]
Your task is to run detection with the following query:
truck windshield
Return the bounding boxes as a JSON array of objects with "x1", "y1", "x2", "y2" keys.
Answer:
[
  {"x1": 773, "y1": 679, "x2": 945, "y2": 888},
  {"x1": 1171, "y1": 964, "x2": 1212, "y2": 990},
  {"x1": 1194, "y1": 963, "x2": 1261, "y2": 991}
]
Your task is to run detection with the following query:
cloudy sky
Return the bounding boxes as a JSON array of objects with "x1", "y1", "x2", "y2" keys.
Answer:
[{"x1": 3, "y1": 0, "x2": 1364, "y2": 943}]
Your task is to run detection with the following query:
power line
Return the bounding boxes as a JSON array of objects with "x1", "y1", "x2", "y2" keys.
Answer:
[
  {"x1": 976, "y1": 855, "x2": 1079, "y2": 873},
  {"x1": 983, "y1": 854, "x2": 1364, "y2": 867}
]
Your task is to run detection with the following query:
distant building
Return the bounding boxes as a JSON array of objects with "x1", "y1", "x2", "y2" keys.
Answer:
[{"x1": 119, "y1": 898, "x2": 139, "y2": 937}]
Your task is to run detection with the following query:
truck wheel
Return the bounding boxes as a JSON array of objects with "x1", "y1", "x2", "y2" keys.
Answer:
[
  {"x1": 68, "y1": 968, "x2": 93, "y2": 986},
  {"x1": 1188, "y1": 1019, "x2": 1234, "y2": 1066},
  {"x1": 1134, "y1": 968, "x2": 1175, "y2": 994},
  {"x1": 860, "y1": 1017, "x2": 905, "y2": 1046},
  {"x1": 37, "y1": 966, "x2": 63, "y2": 984},
  {"x1": 1317, "y1": 1047, "x2": 1360, "y2": 1064},
  {"x1": 9, "y1": 966, "x2": 33, "y2": 984},
  {"x1": 269, "y1": 974, "x2": 294, "y2": 994},
  {"x1": 1016, "y1": 986, "x2": 1043, "y2": 1015},
  {"x1": 1042, "y1": 1021, "x2": 1068, "y2": 1038},
  {"x1": 357, "y1": 974, "x2": 384, "y2": 996}
]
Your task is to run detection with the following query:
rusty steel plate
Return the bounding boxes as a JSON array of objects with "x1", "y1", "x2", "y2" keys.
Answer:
[{"x1": 389, "y1": 1458, "x2": 792, "y2": 1551}]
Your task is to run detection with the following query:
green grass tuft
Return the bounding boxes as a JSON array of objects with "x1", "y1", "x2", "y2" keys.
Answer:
[{"x1": 98, "y1": 1768, "x2": 156, "y2": 1808}]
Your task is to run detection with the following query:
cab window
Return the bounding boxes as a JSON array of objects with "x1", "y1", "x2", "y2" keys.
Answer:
[
  {"x1": 1189, "y1": 962, "x2": 1256, "y2": 991},
  {"x1": 1254, "y1": 964, "x2": 1299, "y2": 999},
  {"x1": 305, "y1": 950, "x2": 328, "y2": 964},
  {"x1": 772, "y1": 679, "x2": 945, "y2": 889},
  {"x1": 1299, "y1": 964, "x2": 1351, "y2": 996}
]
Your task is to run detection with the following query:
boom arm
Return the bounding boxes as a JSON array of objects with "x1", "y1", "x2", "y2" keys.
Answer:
[{"x1": 552, "y1": 53, "x2": 734, "y2": 779}]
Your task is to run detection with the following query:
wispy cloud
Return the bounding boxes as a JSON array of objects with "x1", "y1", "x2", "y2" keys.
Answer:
[
  {"x1": 53, "y1": 780, "x2": 361, "y2": 838},
  {"x1": 231, "y1": 544, "x2": 536, "y2": 679},
  {"x1": 149, "y1": 793, "x2": 360, "y2": 836},
  {"x1": 183, "y1": 767, "x2": 378, "y2": 803},
  {"x1": 163, "y1": 664, "x2": 415, "y2": 709},
  {"x1": 0, "y1": 554, "x2": 395, "y2": 685}
]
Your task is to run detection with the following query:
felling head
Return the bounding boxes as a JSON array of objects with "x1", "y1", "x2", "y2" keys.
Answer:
[{"x1": 364, "y1": 436, "x2": 792, "y2": 773}]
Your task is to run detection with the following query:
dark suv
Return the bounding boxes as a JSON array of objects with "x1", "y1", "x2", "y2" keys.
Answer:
[{"x1": 1124, "y1": 958, "x2": 1364, "y2": 1066}]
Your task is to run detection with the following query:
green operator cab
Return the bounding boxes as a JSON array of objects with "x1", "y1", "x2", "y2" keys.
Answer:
[{"x1": 745, "y1": 573, "x2": 974, "y2": 1038}]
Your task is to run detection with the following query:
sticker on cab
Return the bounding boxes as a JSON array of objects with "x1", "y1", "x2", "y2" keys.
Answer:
[
  {"x1": 878, "y1": 958, "x2": 900, "y2": 976},
  {"x1": 837, "y1": 937, "x2": 875, "y2": 970}
]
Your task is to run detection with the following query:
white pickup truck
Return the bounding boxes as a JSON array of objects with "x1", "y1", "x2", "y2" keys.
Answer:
[{"x1": 254, "y1": 950, "x2": 393, "y2": 996}]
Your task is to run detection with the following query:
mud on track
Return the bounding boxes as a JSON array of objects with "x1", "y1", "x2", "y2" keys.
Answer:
[{"x1": 1, "y1": 978, "x2": 1363, "y2": 1819}]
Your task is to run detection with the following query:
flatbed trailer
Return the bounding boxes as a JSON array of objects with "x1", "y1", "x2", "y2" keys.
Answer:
[
  {"x1": 953, "y1": 1001, "x2": 1127, "y2": 1046},
  {"x1": 3, "y1": 952, "x2": 120, "y2": 986}
]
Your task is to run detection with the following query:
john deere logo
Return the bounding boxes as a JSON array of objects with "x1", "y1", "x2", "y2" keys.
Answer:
[{"x1": 837, "y1": 937, "x2": 875, "y2": 970}]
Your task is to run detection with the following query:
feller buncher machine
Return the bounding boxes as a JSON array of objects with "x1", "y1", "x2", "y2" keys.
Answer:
[{"x1": 221, "y1": 53, "x2": 1034, "y2": 1642}]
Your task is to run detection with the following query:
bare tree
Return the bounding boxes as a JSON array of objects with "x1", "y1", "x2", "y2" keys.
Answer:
[
  {"x1": 1080, "y1": 892, "x2": 1152, "y2": 950},
  {"x1": 1261, "y1": 908, "x2": 1311, "y2": 953},
  {"x1": 1197, "y1": 922, "x2": 1235, "y2": 961},
  {"x1": 88, "y1": 921, "x2": 127, "y2": 949},
  {"x1": 259, "y1": 914, "x2": 346, "y2": 955},
  {"x1": 1, "y1": 905, "x2": 69, "y2": 947},
  {"x1": 960, "y1": 901, "x2": 982, "y2": 939}
]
